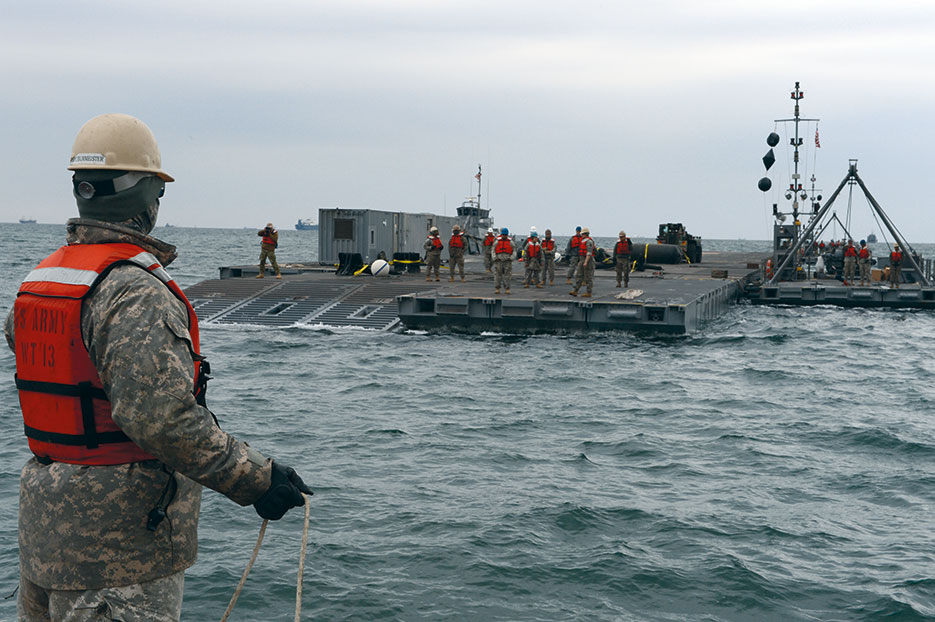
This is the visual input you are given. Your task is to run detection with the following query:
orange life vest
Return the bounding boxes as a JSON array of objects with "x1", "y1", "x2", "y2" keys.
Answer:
[
  {"x1": 615, "y1": 239, "x2": 632, "y2": 255},
  {"x1": 578, "y1": 237, "x2": 592, "y2": 256},
  {"x1": 891, "y1": 251, "x2": 902, "y2": 264},
  {"x1": 858, "y1": 247, "x2": 870, "y2": 259},
  {"x1": 483, "y1": 234, "x2": 495, "y2": 247},
  {"x1": 844, "y1": 246, "x2": 857, "y2": 257},
  {"x1": 428, "y1": 236, "x2": 443, "y2": 250},
  {"x1": 14, "y1": 243, "x2": 204, "y2": 466},
  {"x1": 542, "y1": 239, "x2": 555, "y2": 252},
  {"x1": 262, "y1": 232, "x2": 276, "y2": 247},
  {"x1": 570, "y1": 234, "x2": 581, "y2": 251},
  {"x1": 494, "y1": 236, "x2": 513, "y2": 254},
  {"x1": 449, "y1": 234, "x2": 464, "y2": 249},
  {"x1": 525, "y1": 240, "x2": 541, "y2": 258}
]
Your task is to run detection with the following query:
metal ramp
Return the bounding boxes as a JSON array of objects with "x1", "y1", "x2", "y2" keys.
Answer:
[{"x1": 185, "y1": 275, "x2": 440, "y2": 330}]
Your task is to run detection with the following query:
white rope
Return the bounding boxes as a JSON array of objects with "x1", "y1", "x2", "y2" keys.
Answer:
[
  {"x1": 220, "y1": 493, "x2": 312, "y2": 622},
  {"x1": 220, "y1": 519, "x2": 268, "y2": 622}
]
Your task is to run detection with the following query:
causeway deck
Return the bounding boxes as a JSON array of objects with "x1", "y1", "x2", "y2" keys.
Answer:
[{"x1": 184, "y1": 251, "x2": 763, "y2": 333}]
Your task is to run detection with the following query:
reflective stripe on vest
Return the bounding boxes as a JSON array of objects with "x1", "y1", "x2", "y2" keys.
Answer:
[
  {"x1": 526, "y1": 240, "x2": 540, "y2": 257},
  {"x1": 495, "y1": 237, "x2": 513, "y2": 254},
  {"x1": 15, "y1": 243, "x2": 203, "y2": 466}
]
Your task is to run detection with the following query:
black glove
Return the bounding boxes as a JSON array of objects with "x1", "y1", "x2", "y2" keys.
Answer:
[{"x1": 253, "y1": 461, "x2": 313, "y2": 520}]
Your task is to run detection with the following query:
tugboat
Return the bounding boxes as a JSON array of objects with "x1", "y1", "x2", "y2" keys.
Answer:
[
  {"x1": 455, "y1": 165, "x2": 494, "y2": 254},
  {"x1": 749, "y1": 81, "x2": 932, "y2": 306}
]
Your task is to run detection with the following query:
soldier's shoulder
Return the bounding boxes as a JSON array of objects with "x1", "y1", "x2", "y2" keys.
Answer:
[{"x1": 89, "y1": 264, "x2": 182, "y2": 313}]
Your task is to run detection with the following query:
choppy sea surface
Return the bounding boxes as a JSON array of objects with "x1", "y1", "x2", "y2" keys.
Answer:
[{"x1": 1, "y1": 223, "x2": 934, "y2": 621}]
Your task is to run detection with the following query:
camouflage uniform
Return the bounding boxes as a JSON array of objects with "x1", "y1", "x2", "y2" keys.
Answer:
[
  {"x1": 540, "y1": 237, "x2": 556, "y2": 285},
  {"x1": 615, "y1": 239, "x2": 632, "y2": 288},
  {"x1": 571, "y1": 236, "x2": 595, "y2": 295},
  {"x1": 257, "y1": 227, "x2": 280, "y2": 277},
  {"x1": 449, "y1": 232, "x2": 465, "y2": 281},
  {"x1": 483, "y1": 234, "x2": 495, "y2": 272},
  {"x1": 424, "y1": 235, "x2": 442, "y2": 280},
  {"x1": 565, "y1": 235, "x2": 581, "y2": 282},
  {"x1": 494, "y1": 236, "x2": 513, "y2": 292},
  {"x1": 523, "y1": 239, "x2": 542, "y2": 288},
  {"x1": 7, "y1": 220, "x2": 272, "y2": 618},
  {"x1": 858, "y1": 245, "x2": 872, "y2": 286}
]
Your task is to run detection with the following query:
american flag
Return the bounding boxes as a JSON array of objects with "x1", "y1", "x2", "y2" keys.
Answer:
[{"x1": 815, "y1": 127, "x2": 821, "y2": 148}]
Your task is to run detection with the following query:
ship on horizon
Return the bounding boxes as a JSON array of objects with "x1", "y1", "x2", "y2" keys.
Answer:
[{"x1": 295, "y1": 218, "x2": 318, "y2": 230}]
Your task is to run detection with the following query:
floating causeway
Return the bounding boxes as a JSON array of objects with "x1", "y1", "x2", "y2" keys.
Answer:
[{"x1": 185, "y1": 251, "x2": 763, "y2": 333}]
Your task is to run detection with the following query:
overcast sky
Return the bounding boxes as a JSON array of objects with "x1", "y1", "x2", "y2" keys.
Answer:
[{"x1": 2, "y1": 0, "x2": 934, "y2": 240}]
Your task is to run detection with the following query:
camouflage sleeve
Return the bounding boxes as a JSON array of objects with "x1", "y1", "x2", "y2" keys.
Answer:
[{"x1": 82, "y1": 265, "x2": 272, "y2": 506}]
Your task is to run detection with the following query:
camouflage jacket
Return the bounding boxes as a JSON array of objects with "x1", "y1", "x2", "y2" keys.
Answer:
[{"x1": 5, "y1": 218, "x2": 273, "y2": 590}]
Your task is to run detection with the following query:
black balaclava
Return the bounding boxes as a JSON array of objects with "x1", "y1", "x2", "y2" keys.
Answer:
[{"x1": 73, "y1": 169, "x2": 164, "y2": 235}]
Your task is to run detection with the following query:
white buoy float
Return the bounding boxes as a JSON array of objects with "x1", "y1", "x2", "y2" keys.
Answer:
[{"x1": 371, "y1": 259, "x2": 390, "y2": 276}]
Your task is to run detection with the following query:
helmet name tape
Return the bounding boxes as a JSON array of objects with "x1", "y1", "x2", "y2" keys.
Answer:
[{"x1": 70, "y1": 153, "x2": 106, "y2": 165}]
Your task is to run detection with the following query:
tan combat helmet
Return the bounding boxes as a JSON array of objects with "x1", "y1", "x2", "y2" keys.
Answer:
[
  {"x1": 452, "y1": 224, "x2": 460, "y2": 232},
  {"x1": 619, "y1": 230, "x2": 626, "y2": 237},
  {"x1": 69, "y1": 113, "x2": 174, "y2": 182},
  {"x1": 581, "y1": 227, "x2": 590, "y2": 235}
]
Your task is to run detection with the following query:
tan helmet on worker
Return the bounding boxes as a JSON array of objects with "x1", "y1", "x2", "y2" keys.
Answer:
[
  {"x1": 452, "y1": 224, "x2": 460, "y2": 232},
  {"x1": 619, "y1": 230, "x2": 626, "y2": 237},
  {"x1": 68, "y1": 113, "x2": 174, "y2": 182},
  {"x1": 581, "y1": 227, "x2": 590, "y2": 235}
]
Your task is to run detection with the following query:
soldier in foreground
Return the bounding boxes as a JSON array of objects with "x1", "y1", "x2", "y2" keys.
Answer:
[
  {"x1": 424, "y1": 226, "x2": 443, "y2": 281},
  {"x1": 257, "y1": 221, "x2": 281, "y2": 279},
  {"x1": 540, "y1": 229, "x2": 556, "y2": 286},
  {"x1": 493, "y1": 227, "x2": 514, "y2": 294},
  {"x1": 448, "y1": 224, "x2": 466, "y2": 282},
  {"x1": 569, "y1": 227, "x2": 595, "y2": 297},
  {"x1": 8, "y1": 114, "x2": 311, "y2": 621}
]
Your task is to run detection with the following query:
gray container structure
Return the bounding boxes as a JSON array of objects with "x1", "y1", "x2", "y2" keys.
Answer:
[{"x1": 318, "y1": 208, "x2": 461, "y2": 265}]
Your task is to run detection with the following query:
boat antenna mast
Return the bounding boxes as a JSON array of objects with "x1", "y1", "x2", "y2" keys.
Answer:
[{"x1": 775, "y1": 82, "x2": 820, "y2": 228}]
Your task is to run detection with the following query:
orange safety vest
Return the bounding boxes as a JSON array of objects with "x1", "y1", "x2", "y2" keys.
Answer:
[
  {"x1": 844, "y1": 246, "x2": 857, "y2": 257},
  {"x1": 578, "y1": 237, "x2": 592, "y2": 256},
  {"x1": 494, "y1": 236, "x2": 513, "y2": 254},
  {"x1": 449, "y1": 234, "x2": 465, "y2": 249},
  {"x1": 14, "y1": 243, "x2": 205, "y2": 466},
  {"x1": 570, "y1": 234, "x2": 581, "y2": 251},
  {"x1": 615, "y1": 239, "x2": 632, "y2": 255},
  {"x1": 858, "y1": 247, "x2": 870, "y2": 259},
  {"x1": 542, "y1": 239, "x2": 555, "y2": 252},
  {"x1": 262, "y1": 232, "x2": 276, "y2": 247},
  {"x1": 525, "y1": 240, "x2": 541, "y2": 258},
  {"x1": 428, "y1": 236, "x2": 443, "y2": 250},
  {"x1": 891, "y1": 251, "x2": 902, "y2": 264},
  {"x1": 483, "y1": 234, "x2": 495, "y2": 247}
]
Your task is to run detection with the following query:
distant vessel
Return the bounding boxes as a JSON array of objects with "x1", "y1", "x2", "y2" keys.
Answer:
[
  {"x1": 295, "y1": 218, "x2": 318, "y2": 230},
  {"x1": 866, "y1": 232, "x2": 877, "y2": 243},
  {"x1": 18, "y1": 217, "x2": 36, "y2": 224}
]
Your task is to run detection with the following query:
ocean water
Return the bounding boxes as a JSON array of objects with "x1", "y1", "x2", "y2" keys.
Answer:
[{"x1": 1, "y1": 223, "x2": 934, "y2": 621}]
